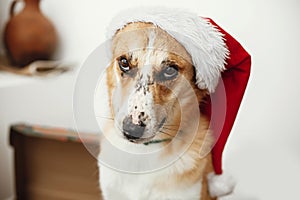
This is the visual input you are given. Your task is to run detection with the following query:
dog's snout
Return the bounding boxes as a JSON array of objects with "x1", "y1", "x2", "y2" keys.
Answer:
[{"x1": 123, "y1": 116, "x2": 146, "y2": 140}]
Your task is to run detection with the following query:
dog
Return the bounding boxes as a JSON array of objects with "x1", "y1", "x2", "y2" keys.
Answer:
[
  {"x1": 92, "y1": 5, "x2": 253, "y2": 199},
  {"x1": 97, "y1": 21, "x2": 217, "y2": 200}
]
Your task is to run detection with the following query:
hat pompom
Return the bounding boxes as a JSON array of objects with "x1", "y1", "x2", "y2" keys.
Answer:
[{"x1": 207, "y1": 172, "x2": 236, "y2": 198}]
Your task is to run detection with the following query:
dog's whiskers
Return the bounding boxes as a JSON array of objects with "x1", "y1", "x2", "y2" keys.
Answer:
[
  {"x1": 163, "y1": 124, "x2": 178, "y2": 127},
  {"x1": 158, "y1": 130, "x2": 188, "y2": 143},
  {"x1": 96, "y1": 116, "x2": 114, "y2": 120},
  {"x1": 162, "y1": 127, "x2": 178, "y2": 132}
]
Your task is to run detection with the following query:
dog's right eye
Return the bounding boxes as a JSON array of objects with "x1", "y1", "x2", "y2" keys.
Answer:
[{"x1": 118, "y1": 57, "x2": 130, "y2": 72}]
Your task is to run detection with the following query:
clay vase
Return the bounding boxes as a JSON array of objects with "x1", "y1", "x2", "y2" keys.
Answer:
[{"x1": 4, "y1": 0, "x2": 58, "y2": 67}]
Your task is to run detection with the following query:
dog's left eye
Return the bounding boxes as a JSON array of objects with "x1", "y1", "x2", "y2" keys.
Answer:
[{"x1": 161, "y1": 65, "x2": 178, "y2": 80}]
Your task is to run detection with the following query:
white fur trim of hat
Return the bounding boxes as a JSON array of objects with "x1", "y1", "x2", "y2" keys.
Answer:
[{"x1": 106, "y1": 7, "x2": 229, "y2": 93}]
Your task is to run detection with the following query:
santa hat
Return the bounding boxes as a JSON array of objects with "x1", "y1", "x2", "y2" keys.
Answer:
[{"x1": 107, "y1": 7, "x2": 251, "y2": 198}]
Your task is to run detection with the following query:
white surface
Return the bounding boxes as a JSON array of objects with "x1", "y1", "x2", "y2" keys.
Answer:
[
  {"x1": 0, "y1": 0, "x2": 300, "y2": 199},
  {"x1": 0, "y1": 72, "x2": 34, "y2": 88}
]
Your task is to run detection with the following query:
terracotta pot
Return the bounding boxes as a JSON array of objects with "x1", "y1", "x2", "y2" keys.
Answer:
[{"x1": 4, "y1": 0, "x2": 58, "y2": 67}]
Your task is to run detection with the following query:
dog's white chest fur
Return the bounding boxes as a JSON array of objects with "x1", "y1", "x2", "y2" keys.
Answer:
[{"x1": 99, "y1": 166, "x2": 202, "y2": 200}]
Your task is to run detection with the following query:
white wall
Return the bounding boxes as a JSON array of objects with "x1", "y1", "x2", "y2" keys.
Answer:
[{"x1": 1, "y1": 0, "x2": 300, "y2": 199}]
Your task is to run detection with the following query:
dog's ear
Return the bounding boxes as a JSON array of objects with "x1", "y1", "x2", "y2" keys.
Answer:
[{"x1": 191, "y1": 65, "x2": 209, "y2": 98}]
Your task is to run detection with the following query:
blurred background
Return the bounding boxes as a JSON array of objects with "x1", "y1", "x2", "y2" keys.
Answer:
[{"x1": 0, "y1": 0, "x2": 300, "y2": 199}]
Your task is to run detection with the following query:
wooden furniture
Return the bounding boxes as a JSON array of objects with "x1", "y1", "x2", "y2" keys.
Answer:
[{"x1": 10, "y1": 124, "x2": 102, "y2": 200}]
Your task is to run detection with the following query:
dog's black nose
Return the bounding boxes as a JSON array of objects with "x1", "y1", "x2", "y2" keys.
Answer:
[{"x1": 122, "y1": 116, "x2": 146, "y2": 140}]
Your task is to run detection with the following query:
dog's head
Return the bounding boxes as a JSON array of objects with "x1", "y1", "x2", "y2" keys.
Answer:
[{"x1": 106, "y1": 22, "x2": 207, "y2": 145}]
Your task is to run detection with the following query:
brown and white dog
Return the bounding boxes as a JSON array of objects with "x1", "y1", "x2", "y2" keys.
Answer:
[
  {"x1": 96, "y1": 7, "x2": 236, "y2": 200},
  {"x1": 98, "y1": 23, "x2": 217, "y2": 200}
]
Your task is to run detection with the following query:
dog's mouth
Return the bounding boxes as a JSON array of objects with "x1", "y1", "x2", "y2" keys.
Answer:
[
  {"x1": 126, "y1": 135, "x2": 155, "y2": 144},
  {"x1": 126, "y1": 137, "x2": 171, "y2": 146}
]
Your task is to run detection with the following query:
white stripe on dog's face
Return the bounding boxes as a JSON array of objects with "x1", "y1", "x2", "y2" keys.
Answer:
[
  {"x1": 107, "y1": 22, "x2": 200, "y2": 144},
  {"x1": 127, "y1": 30, "x2": 157, "y2": 129},
  {"x1": 145, "y1": 30, "x2": 156, "y2": 65}
]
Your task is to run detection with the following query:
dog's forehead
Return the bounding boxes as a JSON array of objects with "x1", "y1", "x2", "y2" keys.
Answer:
[{"x1": 112, "y1": 22, "x2": 192, "y2": 64}]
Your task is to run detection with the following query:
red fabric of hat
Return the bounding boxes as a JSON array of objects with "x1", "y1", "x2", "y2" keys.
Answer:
[{"x1": 204, "y1": 18, "x2": 251, "y2": 175}]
